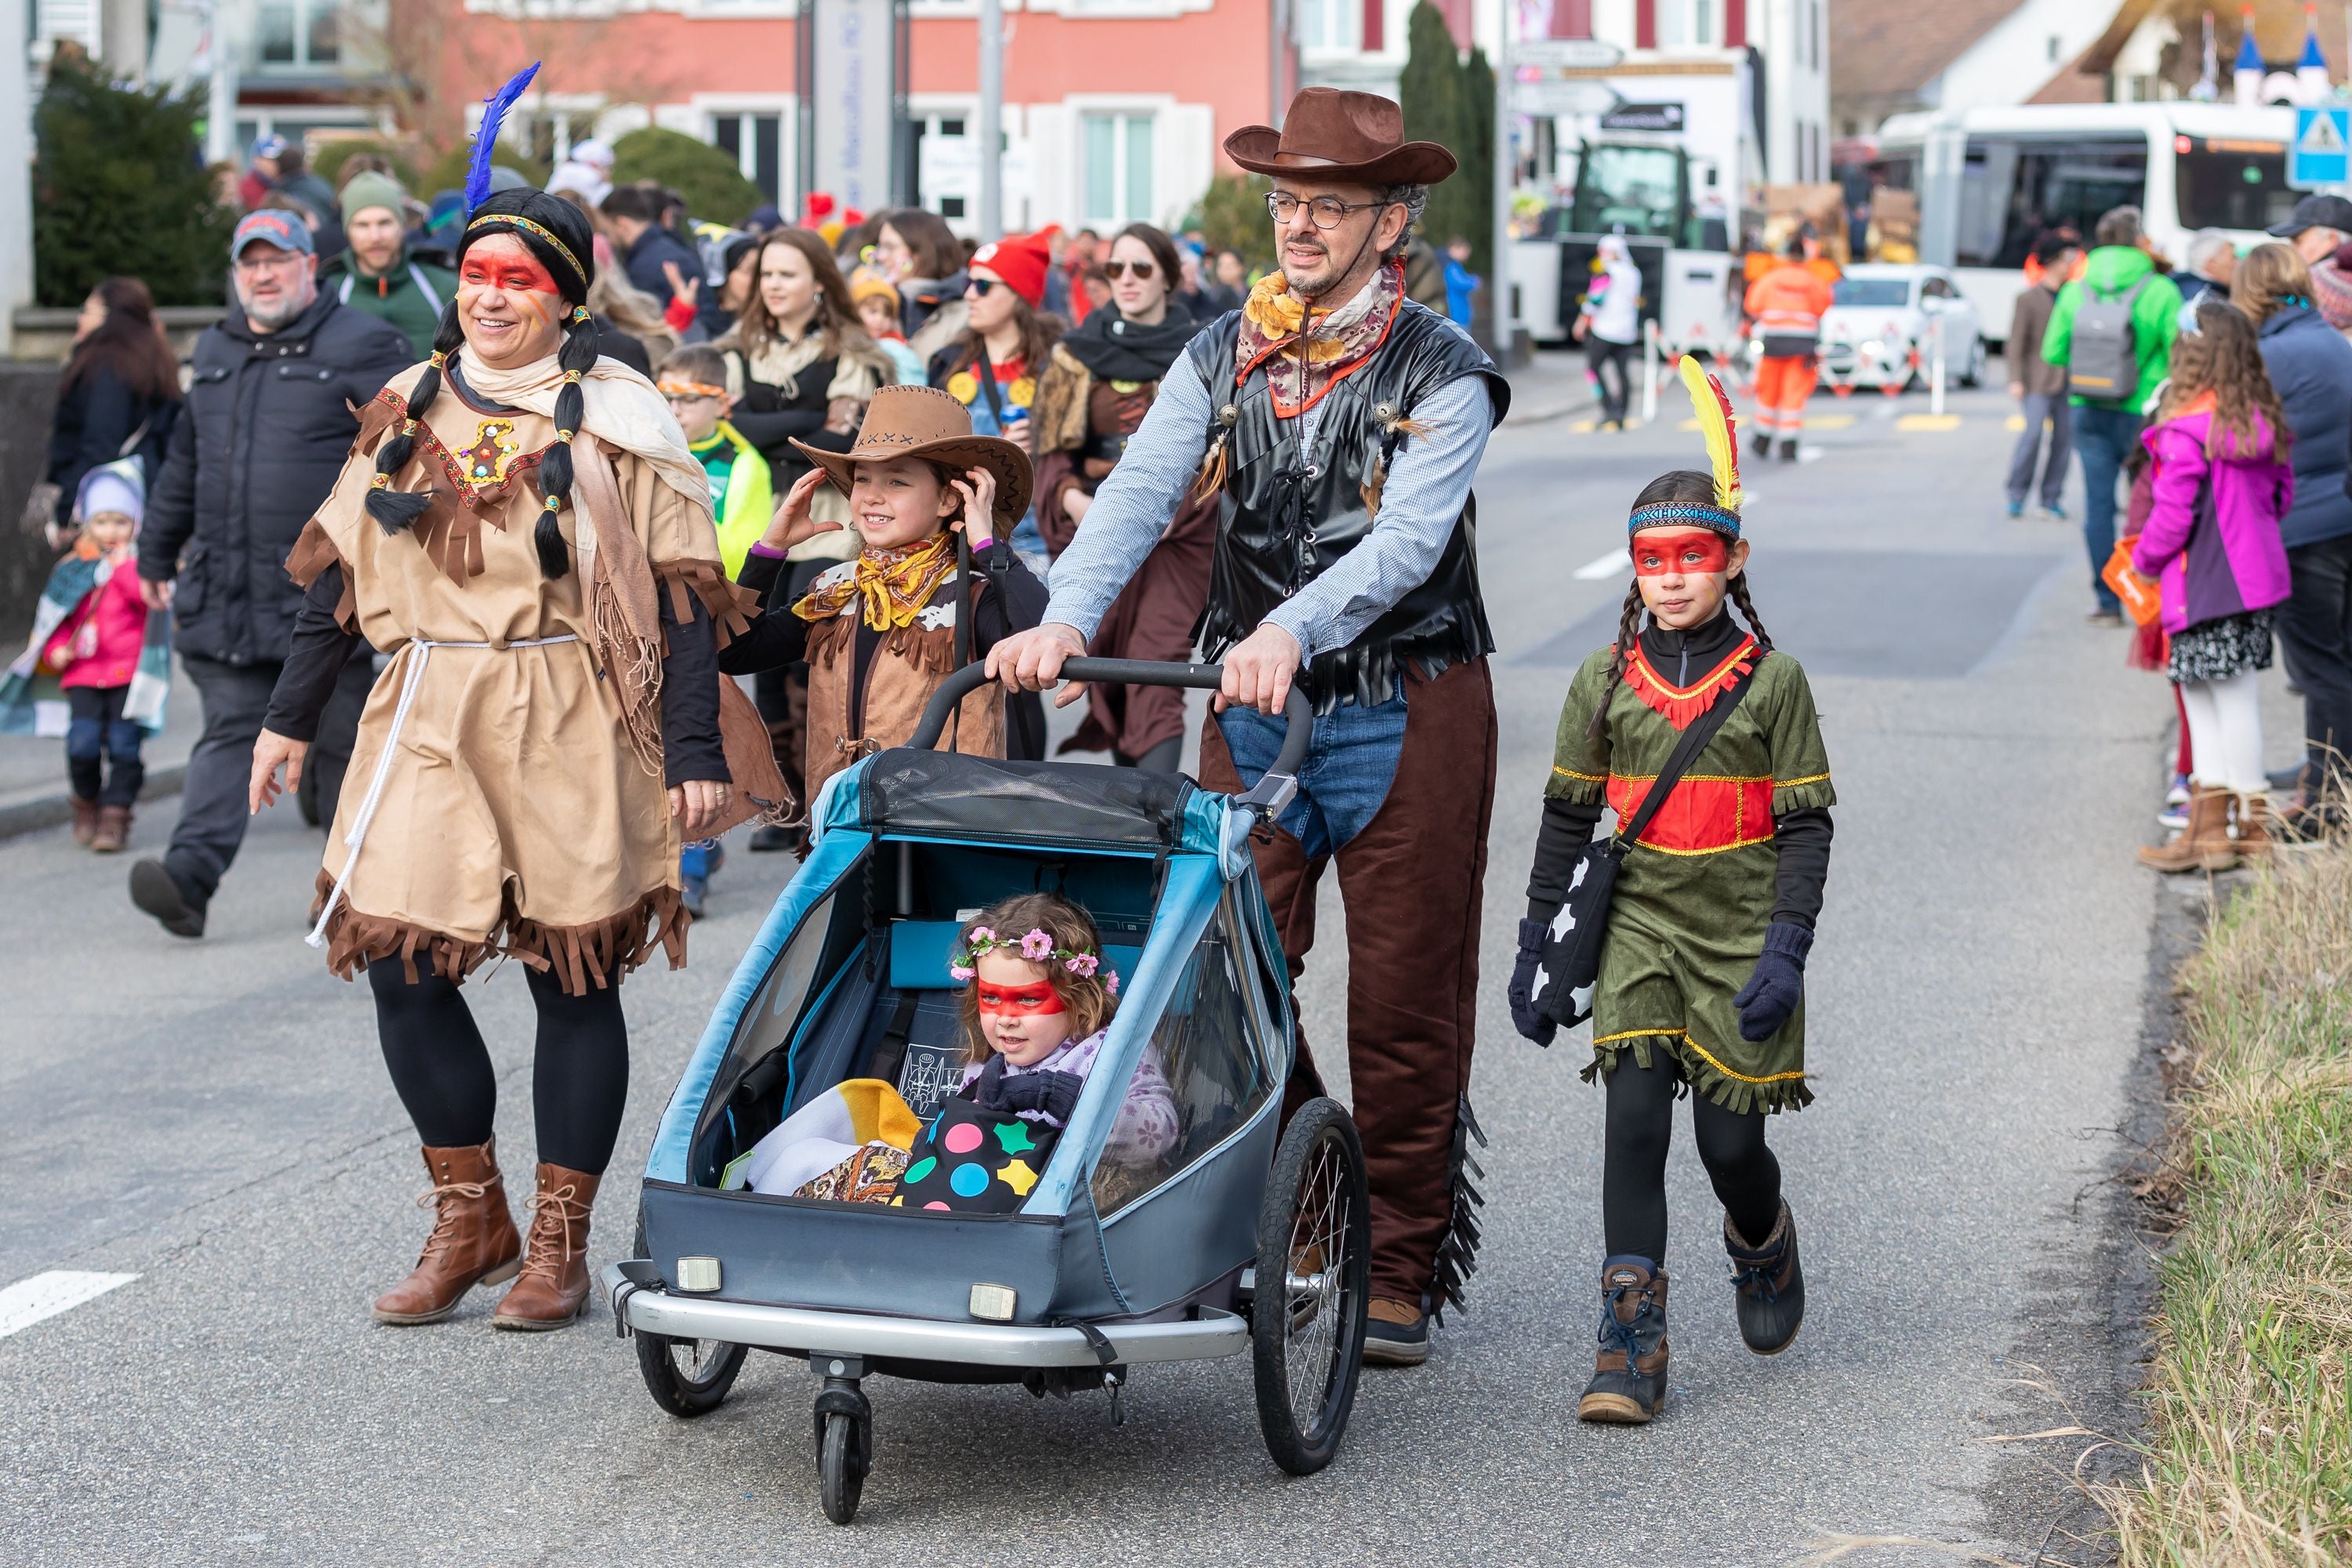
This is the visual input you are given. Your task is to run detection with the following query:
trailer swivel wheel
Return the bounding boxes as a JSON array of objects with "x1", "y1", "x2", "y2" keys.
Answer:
[
  {"x1": 813, "y1": 1375, "x2": 873, "y2": 1525},
  {"x1": 1250, "y1": 1095, "x2": 1371, "y2": 1475}
]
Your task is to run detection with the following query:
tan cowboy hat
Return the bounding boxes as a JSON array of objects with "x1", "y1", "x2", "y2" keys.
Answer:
[
  {"x1": 789, "y1": 384, "x2": 1033, "y2": 542},
  {"x1": 1224, "y1": 87, "x2": 1457, "y2": 187}
]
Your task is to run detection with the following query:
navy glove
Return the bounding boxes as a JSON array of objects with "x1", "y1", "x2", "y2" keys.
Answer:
[
  {"x1": 1733, "y1": 922, "x2": 1813, "y2": 1043},
  {"x1": 977, "y1": 1057, "x2": 1085, "y2": 1124},
  {"x1": 1509, "y1": 916, "x2": 1558, "y2": 1047}
]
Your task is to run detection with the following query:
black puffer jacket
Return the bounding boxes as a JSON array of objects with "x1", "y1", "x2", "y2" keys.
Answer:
[{"x1": 138, "y1": 292, "x2": 412, "y2": 665}]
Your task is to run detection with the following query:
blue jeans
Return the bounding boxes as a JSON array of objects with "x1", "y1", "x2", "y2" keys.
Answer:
[
  {"x1": 2073, "y1": 404, "x2": 2141, "y2": 613},
  {"x1": 1214, "y1": 681, "x2": 1407, "y2": 859}
]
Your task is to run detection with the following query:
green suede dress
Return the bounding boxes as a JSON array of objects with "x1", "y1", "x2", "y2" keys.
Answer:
[{"x1": 1546, "y1": 635, "x2": 1835, "y2": 1112}]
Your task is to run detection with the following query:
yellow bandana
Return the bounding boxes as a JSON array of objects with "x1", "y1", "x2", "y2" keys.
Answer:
[{"x1": 792, "y1": 531, "x2": 958, "y2": 632}]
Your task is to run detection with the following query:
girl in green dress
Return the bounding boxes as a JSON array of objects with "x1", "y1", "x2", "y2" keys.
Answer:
[{"x1": 1508, "y1": 358, "x2": 1835, "y2": 1425}]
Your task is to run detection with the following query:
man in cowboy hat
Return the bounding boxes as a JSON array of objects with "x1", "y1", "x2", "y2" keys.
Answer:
[{"x1": 990, "y1": 86, "x2": 1509, "y2": 1367}]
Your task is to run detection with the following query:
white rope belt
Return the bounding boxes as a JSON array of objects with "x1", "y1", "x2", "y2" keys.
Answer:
[{"x1": 305, "y1": 634, "x2": 582, "y2": 949}]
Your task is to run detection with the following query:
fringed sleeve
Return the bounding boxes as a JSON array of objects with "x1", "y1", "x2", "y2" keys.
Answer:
[
  {"x1": 1765, "y1": 655, "x2": 1836, "y2": 815},
  {"x1": 1544, "y1": 649, "x2": 1617, "y2": 805}
]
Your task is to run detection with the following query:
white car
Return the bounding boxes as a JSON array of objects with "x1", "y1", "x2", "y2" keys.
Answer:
[{"x1": 1809, "y1": 264, "x2": 1987, "y2": 391}]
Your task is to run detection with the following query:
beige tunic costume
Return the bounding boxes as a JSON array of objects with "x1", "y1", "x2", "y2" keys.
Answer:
[{"x1": 289, "y1": 355, "x2": 768, "y2": 993}]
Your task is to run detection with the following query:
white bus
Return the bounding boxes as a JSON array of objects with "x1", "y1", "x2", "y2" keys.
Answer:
[{"x1": 1870, "y1": 103, "x2": 2299, "y2": 344}]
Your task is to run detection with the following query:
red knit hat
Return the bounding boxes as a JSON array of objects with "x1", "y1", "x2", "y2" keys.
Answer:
[{"x1": 969, "y1": 230, "x2": 1053, "y2": 308}]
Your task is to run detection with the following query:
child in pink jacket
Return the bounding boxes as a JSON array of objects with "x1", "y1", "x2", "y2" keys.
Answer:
[
  {"x1": 42, "y1": 467, "x2": 153, "y2": 851},
  {"x1": 2132, "y1": 299, "x2": 2294, "y2": 870}
]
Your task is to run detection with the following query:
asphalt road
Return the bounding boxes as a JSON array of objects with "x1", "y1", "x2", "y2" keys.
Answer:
[{"x1": 0, "y1": 385, "x2": 2205, "y2": 1564}]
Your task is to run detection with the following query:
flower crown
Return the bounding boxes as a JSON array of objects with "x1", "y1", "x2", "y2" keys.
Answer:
[{"x1": 949, "y1": 926, "x2": 1119, "y2": 994}]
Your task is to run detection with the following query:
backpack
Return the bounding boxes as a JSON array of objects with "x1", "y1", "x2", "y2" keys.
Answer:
[{"x1": 2067, "y1": 274, "x2": 2152, "y2": 401}]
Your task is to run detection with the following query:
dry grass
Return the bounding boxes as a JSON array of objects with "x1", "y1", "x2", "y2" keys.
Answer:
[{"x1": 2100, "y1": 845, "x2": 2352, "y2": 1566}]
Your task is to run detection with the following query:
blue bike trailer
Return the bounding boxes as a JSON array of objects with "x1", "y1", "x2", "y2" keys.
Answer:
[{"x1": 606, "y1": 660, "x2": 1374, "y2": 1520}]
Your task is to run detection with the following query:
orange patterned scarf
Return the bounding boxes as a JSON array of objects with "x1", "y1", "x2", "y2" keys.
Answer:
[
  {"x1": 1235, "y1": 259, "x2": 1405, "y2": 417},
  {"x1": 792, "y1": 531, "x2": 958, "y2": 631}
]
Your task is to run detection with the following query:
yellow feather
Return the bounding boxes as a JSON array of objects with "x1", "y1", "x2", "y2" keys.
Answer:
[{"x1": 1675, "y1": 354, "x2": 1744, "y2": 514}]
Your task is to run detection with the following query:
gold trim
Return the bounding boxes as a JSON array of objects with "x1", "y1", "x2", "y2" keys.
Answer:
[
  {"x1": 1628, "y1": 833, "x2": 1777, "y2": 857},
  {"x1": 1777, "y1": 772, "x2": 1832, "y2": 789},
  {"x1": 1552, "y1": 764, "x2": 1607, "y2": 782},
  {"x1": 1627, "y1": 637, "x2": 1757, "y2": 699},
  {"x1": 1592, "y1": 1026, "x2": 1807, "y2": 1087},
  {"x1": 1610, "y1": 771, "x2": 1770, "y2": 785}
]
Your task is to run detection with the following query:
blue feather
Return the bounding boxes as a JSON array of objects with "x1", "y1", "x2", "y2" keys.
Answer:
[{"x1": 465, "y1": 61, "x2": 542, "y2": 217}]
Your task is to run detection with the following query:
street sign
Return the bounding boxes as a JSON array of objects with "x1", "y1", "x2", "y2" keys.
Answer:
[
  {"x1": 807, "y1": 0, "x2": 898, "y2": 213},
  {"x1": 1512, "y1": 79, "x2": 1622, "y2": 116},
  {"x1": 1600, "y1": 101, "x2": 1685, "y2": 132},
  {"x1": 2291, "y1": 105, "x2": 2350, "y2": 187},
  {"x1": 1513, "y1": 38, "x2": 1624, "y2": 70}
]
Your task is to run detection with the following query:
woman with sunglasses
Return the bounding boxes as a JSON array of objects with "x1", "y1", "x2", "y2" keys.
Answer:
[
  {"x1": 928, "y1": 229, "x2": 1062, "y2": 575},
  {"x1": 1029, "y1": 222, "x2": 1216, "y2": 772}
]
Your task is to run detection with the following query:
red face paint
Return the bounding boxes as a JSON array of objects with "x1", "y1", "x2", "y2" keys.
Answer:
[
  {"x1": 1631, "y1": 528, "x2": 1731, "y2": 578},
  {"x1": 458, "y1": 234, "x2": 559, "y2": 297},
  {"x1": 975, "y1": 980, "x2": 1065, "y2": 1018}
]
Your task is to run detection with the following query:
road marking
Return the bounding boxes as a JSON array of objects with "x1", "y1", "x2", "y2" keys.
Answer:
[
  {"x1": 1896, "y1": 413, "x2": 1964, "y2": 432},
  {"x1": 0, "y1": 1270, "x2": 138, "y2": 1338},
  {"x1": 1573, "y1": 547, "x2": 1629, "y2": 580},
  {"x1": 2005, "y1": 414, "x2": 2027, "y2": 431},
  {"x1": 1570, "y1": 419, "x2": 1598, "y2": 434},
  {"x1": 1810, "y1": 413, "x2": 1857, "y2": 431}
]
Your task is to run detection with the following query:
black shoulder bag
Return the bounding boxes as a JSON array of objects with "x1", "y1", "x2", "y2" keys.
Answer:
[{"x1": 1531, "y1": 655, "x2": 1761, "y2": 1028}]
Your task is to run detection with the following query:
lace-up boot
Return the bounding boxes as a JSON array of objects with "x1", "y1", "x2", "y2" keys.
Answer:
[
  {"x1": 372, "y1": 1141, "x2": 524, "y2": 1325},
  {"x1": 1576, "y1": 1255, "x2": 1670, "y2": 1424},
  {"x1": 492, "y1": 1163, "x2": 602, "y2": 1330},
  {"x1": 1724, "y1": 1201, "x2": 1805, "y2": 1355}
]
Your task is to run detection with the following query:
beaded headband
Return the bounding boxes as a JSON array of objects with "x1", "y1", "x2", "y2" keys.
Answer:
[
  {"x1": 462, "y1": 213, "x2": 589, "y2": 289},
  {"x1": 658, "y1": 378, "x2": 728, "y2": 399},
  {"x1": 1628, "y1": 500, "x2": 1742, "y2": 539},
  {"x1": 949, "y1": 925, "x2": 1119, "y2": 993}
]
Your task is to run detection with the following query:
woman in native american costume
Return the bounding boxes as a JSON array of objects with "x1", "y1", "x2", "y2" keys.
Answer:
[{"x1": 250, "y1": 176, "x2": 783, "y2": 1333}]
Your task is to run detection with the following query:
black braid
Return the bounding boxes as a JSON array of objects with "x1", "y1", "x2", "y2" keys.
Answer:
[
  {"x1": 1726, "y1": 571, "x2": 1773, "y2": 654},
  {"x1": 1585, "y1": 579, "x2": 1646, "y2": 742},
  {"x1": 362, "y1": 303, "x2": 465, "y2": 534},
  {"x1": 531, "y1": 311, "x2": 600, "y2": 579}
]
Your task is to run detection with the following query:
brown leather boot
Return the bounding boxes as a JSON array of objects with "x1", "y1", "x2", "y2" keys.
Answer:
[
  {"x1": 2140, "y1": 783, "x2": 2236, "y2": 873},
  {"x1": 69, "y1": 797, "x2": 100, "y2": 848},
  {"x1": 91, "y1": 804, "x2": 131, "y2": 853},
  {"x1": 2234, "y1": 792, "x2": 2276, "y2": 864},
  {"x1": 1577, "y1": 1256, "x2": 1671, "y2": 1424},
  {"x1": 492, "y1": 1163, "x2": 601, "y2": 1331},
  {"x1": 372, "y1": 1141, "x2": 524, "y2": 1325}
]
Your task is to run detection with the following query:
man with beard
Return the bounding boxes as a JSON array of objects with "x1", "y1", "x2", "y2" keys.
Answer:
[
  {"x1": 130, "y1": 210, "x2": 412, "y2": 938},
  {"x1": 990, "y1": 88, "x2": 1507, "y2": 1367}
]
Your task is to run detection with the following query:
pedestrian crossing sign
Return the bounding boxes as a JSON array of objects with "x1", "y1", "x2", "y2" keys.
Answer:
[{"x1": 2291, "y1": 107, "x2": 2350, "y2": 188}]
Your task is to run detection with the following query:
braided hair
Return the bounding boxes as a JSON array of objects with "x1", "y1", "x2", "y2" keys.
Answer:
[
  {"x1": 1586, "y1": 467, "x2": 1771, "y2": 739},
  {"x1": 362, "y1": 189, "x2": 600, "y2": 579}
]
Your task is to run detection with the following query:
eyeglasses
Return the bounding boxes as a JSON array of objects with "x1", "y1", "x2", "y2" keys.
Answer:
[
  {"x1": 233, "y1": 251, "x2": 309, "y2": 275},
  {"x1": 1102, "y1": 260, "x2": 1156, "y2": 281},
  {"x1": 1265, "y1": 192, "x2": 1388, "y2": 230}
]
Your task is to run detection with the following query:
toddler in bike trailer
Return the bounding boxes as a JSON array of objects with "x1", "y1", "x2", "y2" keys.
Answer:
[
  {"x1": 913, "y1": 892, "x2": 1179, "y2": 1210},
  {"x1": 1508, "y1": 358, "x2": 1836, "y2": 1425}
]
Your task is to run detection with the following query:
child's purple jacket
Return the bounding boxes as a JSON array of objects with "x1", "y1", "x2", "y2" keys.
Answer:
[{"x1": 2133, "y1": 408, "x2": 2293, "y2": 634}]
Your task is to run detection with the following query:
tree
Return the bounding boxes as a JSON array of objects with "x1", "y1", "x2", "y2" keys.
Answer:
[
  {"x1": 1397, "y1": 3, "x2": 1469, "y2": 253},
  {"x1": 1188, "y1": 172, "x2": 1276, "y2": 272},
  {"x1": 1458, "y1": 46, "x2": 1496, "y2": 280},
  {"x1": 32, "y1": 55, "x2": 235, "y2": 308},
  {"x1": 611, "y1": 128, "x2": 762, "y2": 227}
]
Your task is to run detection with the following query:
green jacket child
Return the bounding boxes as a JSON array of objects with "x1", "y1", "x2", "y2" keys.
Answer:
[{"x1": 2040, "y1": 241, "x2": 2182, "y2": 415}]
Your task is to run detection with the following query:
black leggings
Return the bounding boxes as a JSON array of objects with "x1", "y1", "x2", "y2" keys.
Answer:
[
  {"x1": 369, "y1": 960, "x2": 631, "y2": 1174},
  {"x1": 1602, "y1": 1051, "x2": 1781, "y2": 1264},
  {"x1": 1587, "y1": 335, "x2": 1636, "y2": 425}
]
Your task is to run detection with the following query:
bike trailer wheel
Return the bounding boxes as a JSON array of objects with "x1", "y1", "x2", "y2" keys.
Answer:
[{"x1": 1250, "y1": 1095, "x2": 1370, "y2": 1475}]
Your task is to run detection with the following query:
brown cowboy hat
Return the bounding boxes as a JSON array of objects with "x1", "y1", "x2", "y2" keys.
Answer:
[
  {"x1": 1224, "y1": 87, "x2": 1457, "y2": 188},
  {"x1": 789, "y1": 384, "x2": 1033, "y2": 542}
]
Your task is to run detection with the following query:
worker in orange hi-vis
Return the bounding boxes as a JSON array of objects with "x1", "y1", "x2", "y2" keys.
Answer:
[{"x1": 1742, "y1": 230, "x2": 1836, "y2": 463}]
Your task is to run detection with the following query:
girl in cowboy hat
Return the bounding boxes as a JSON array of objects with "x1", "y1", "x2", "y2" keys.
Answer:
[{"x1": 720, "y1": 383, "x2": 1047, "y2": 802}]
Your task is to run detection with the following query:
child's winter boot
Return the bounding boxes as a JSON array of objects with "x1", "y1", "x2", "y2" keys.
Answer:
[
  {"x1": 1723, "y1": 1201, "x2": 1806, "y2": 1355},
  {"x1": 1577, "y1": 1255, "x2": 1670, "y2": 1424}
]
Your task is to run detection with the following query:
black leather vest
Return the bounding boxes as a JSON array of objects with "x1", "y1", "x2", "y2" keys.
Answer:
[{"x1": 1187, "y1": 300, "x2": 1508, "y2": 710}]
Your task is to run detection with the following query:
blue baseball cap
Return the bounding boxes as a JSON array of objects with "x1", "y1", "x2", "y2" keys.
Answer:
[
  {"x1": 251, "y1": 132, "x2": 289, "y2": 162},
  {"x1": 230, "y1": 209, "x2": 316, "y2": 259}
]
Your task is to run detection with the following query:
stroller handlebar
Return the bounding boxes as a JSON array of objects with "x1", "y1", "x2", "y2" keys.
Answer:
[{"x1": 909, "y1": 659, "x2": 1310, "y2": 819}]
